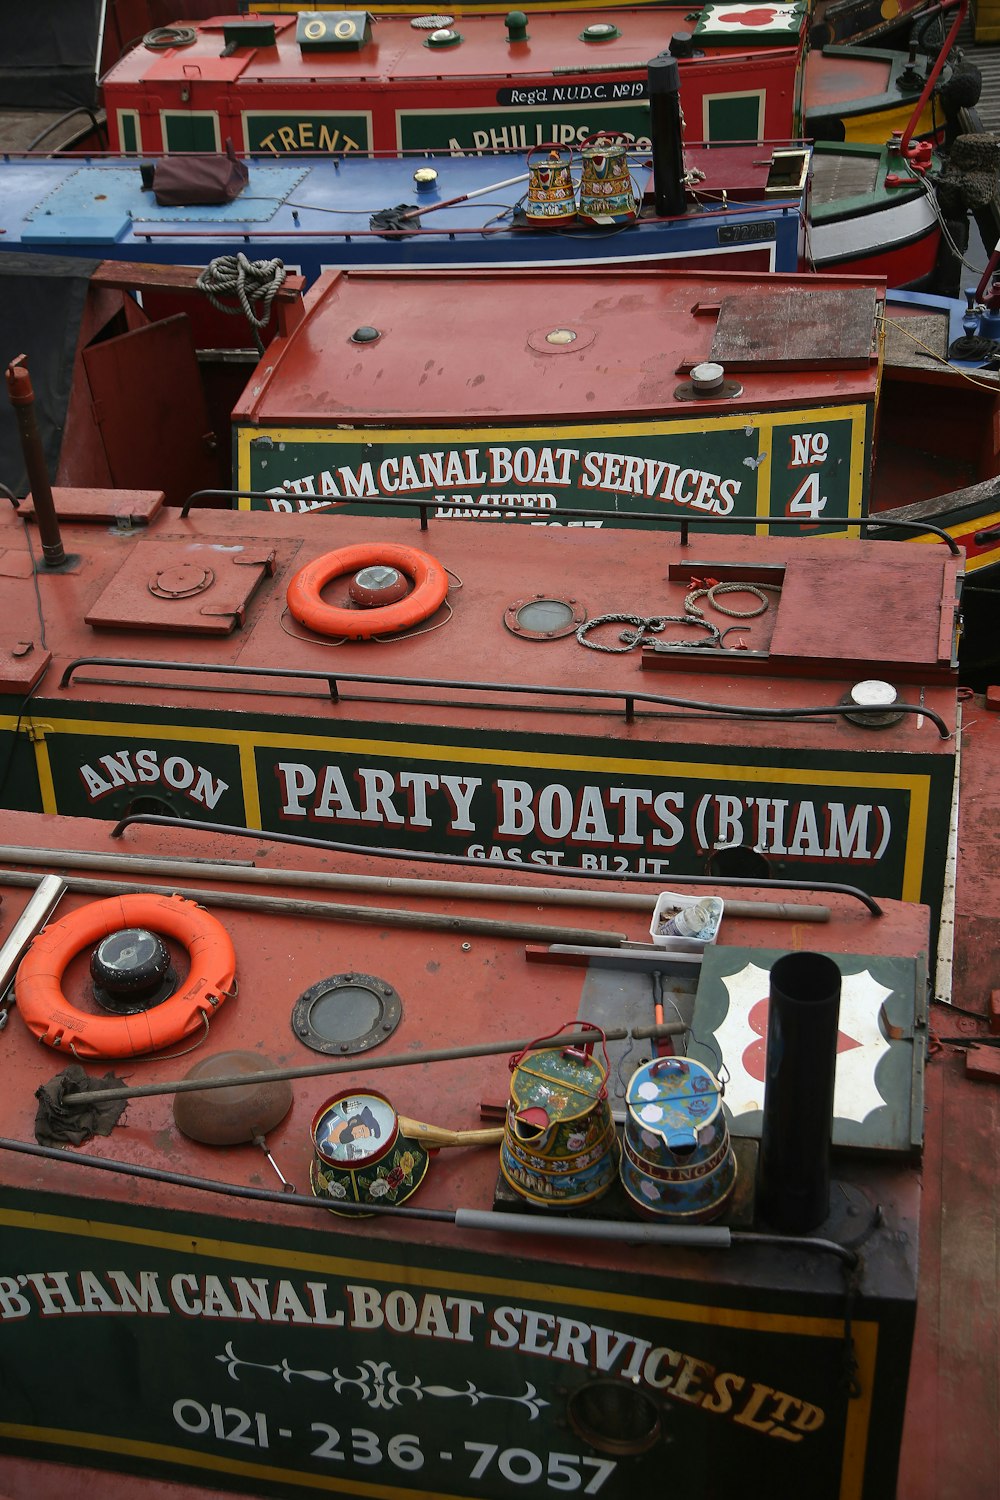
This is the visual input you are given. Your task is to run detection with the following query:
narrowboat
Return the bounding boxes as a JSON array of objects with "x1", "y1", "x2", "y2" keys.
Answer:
[
  {"x1": 1, "y1": 672, "x2": 999, "y2": 1499},
  {"x1": 0, "y1": 805, "x2": 942, "y2": 1497},
  {"x1": 0, "y1": 0, "x2": 108, "y2": 153},
  {"x1": 98, "y1": 7, "x2": 962, "y2": 157},
  {"x1": 0, "y1": 139, "x2": 812, "y2": 281},
  {"x1": 0, "y1": 446, "x2": 961, "y2": 917},
  {"x1": 101, "y1": 7, "x2": 810, "y2": 155}
]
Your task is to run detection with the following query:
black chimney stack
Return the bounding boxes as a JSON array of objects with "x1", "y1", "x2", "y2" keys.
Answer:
[
  {"x1": 648, "y1": 52, "x2": 686, "y2": 219},
  {"x1": 757, "y1": 951, "x2": 842, "y2": 1233}
]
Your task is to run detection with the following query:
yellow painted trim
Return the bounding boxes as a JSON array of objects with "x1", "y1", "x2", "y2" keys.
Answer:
[
  {"x1": 0, "y1": 1204, "x2": 863, "y2": 1339},
  {"x1": 239, "y1": 740, "x2": 263, "y2": 829},
  {"x1": 24, "y1": 712, "x2": 935, "y2": 901},
  {"x1": 907, "y1": 507, "x2": 1000, "y2": 572},
  {"x1": 840, "y1": 100, "x2": 936, "y2": 145},
  {"x1": 840, "y1": 1323, "x2": 878, "y2": 1500},
  {"x1": 31, "y1": 733, "x2": 57, "y2": 815}
]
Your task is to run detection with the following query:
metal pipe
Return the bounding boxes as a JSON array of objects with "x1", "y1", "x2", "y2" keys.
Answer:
[
  {"x1": 648, "y1": 52, "x2": 686, "y2": 218},
  {"x1": 110, "y1": 818, "x2": 888, "y2": 914},
  {"x1": 60, "y1": 1024, "x2": 654, "y2": 1107},
  {"x1": 0, "y1": 844, "x2": 831, "y2": 919},
  {"x1": 757, "y1": 952, "x2": 842, "y2": 1234},
  {"x1": 4, "y1": 354, "x2": 66, "y2": 568},
  {"x1": 456, "y1": 1207, "x2": 731, "y2": 1248},
  {"x1": 0, "y1": 874, "x2": 66, "y2": 1002},
  {"x1": 0, "y1": 869, "x2": 625, "y2": 948}
]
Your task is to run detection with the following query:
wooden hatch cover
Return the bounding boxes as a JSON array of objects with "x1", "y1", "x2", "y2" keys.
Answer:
[{"x1": 709, "y1": 286, "x2": 879, "y2": 369}]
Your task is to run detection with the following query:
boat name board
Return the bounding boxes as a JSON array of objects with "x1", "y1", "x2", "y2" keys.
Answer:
[
  {"x1": 17, "y1": 724, "x2": 946, "y2": 905},
  {"x1": 0, "y1": 1204, "x2": 885, "y2": 1498},
  {"x1": 236, "y1": 414, "x2": 870, "y2": 532}
]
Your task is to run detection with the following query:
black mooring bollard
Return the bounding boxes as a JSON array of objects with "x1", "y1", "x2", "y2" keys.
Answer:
[{"x1": 757, "y1": 951, "x2": 842, "y2": 1234}]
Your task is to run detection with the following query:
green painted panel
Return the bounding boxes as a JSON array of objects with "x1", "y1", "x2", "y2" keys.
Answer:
[
  {"x1": 44, "y1": 736, "x2": 246, "y2": 824},
  {"x1": 163, "y1": 113, "x2": 219, "y2": 153},
  {"x1": 120, "y1": 113, "x2": 138, "y2": 153},
  {"x1": 241, "y1": 415, "x2": 872, "y2": 534},
  {"x1": 0, "y1": 1186, "x2": 915, "y2": 1498},
  {"x1": 244, "y1": 112, "x2": 370, "y2": 155},
  {"x1": 399, "y1": 100, "x2": 650, "y2": 154},
  {"x1": 706, "y1": 93, "x2": 763, "y2": 142},
  {"x1": 19, "y1": 714, "x2": 953, "y2": 913}
]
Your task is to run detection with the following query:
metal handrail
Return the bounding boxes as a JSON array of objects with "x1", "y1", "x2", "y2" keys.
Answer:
[
  {"x1": 57, "y1": 656, "x2": 952, "y2": 735},
  {"x1": 179, "y1": 489, "x2": 962, "y2": 552}
]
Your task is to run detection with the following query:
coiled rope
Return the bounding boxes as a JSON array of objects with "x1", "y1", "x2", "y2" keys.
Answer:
[
  {"x1": 684, "y1": 580, "x2": 782, "y2": 620},
  {"x1": 143, "y1": 26, "x2": 197, "y2": 50},
  {"x1": 196, "y1": 253, "x2": 287, "y2": 353}
]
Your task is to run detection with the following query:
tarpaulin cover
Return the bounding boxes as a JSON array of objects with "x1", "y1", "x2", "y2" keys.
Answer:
[
  {"x1": 0, "y1": 0, "x2": 104, "y2": 110},
  {"x1": 0, "y1": 253, "x2": 100, "y2": 497}
]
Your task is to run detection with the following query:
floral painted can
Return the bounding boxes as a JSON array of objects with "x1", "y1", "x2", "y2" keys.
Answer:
[
  {"x1": 310, "y1": 1088, "x2": 428, "y2": 1215},
  {"x1": 525, "y1": 143, "x2": 578, "y2": 225},
  {"x1": 500, "y1": 1024, "x2": 618, "y2": 1207},
  {"x1": 620, "y1": 1057, "x2": 736, "y2": 1222},
  {"x1": 577, "y1": 132, "x2": 638, "y2": 225}
]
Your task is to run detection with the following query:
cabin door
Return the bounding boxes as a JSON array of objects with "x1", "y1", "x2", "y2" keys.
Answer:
[{"x1": 81, "y1": 313, "x2": 224, "y2": 507}]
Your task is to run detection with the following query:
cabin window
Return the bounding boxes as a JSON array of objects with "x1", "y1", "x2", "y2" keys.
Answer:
[
  {"x1": 118, "y1": 110, "x2": 140, "y2": 154},
  {"x1": 162, "y1": 112, "x2": 220, "y2": 153},
  {"x1": 703, "y1": 90, "x2": 765, "y2": 143}
]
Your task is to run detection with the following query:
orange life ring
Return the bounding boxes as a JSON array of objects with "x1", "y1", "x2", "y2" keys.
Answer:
[
  {"x1": 16, "y1": 894, "x2": 236, "y2": 1059},
  {"x1": 286, "y1": 543, "x2": 448, "y2": 640}
]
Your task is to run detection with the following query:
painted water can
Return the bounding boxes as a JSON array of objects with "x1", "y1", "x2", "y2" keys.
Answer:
[
  {"x1": 525, "y1": 143, "x2": 577, "y2": 225},
  {"x1": 310, "y1": 1087, "x2": 428, "y2": 1214},
  {"x1": 577, "y1": 132, "x2": 638, "y2": 225},
  {"x1": 620, "y1": 1056, "x2": 737, "y2": 1222},
  {"x1": 500, "y1": 1023, "x2": 619, "y2": 1207}
]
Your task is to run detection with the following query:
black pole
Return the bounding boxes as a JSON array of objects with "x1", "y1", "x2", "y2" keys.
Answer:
[
  {"x1": 756, "y1": 952, "x2": 842, "y2": 1233},
  {"x1": 5, "y1": 354, "x2": 67, "y2": 569},
  {"x1": 648, "y1": 52, "x2": 686, "y2": 218}
]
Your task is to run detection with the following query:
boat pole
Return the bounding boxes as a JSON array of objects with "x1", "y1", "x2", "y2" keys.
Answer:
[
  {"x1": 0, "y1": 843, "x2": 831, "y2": 920},
  {"x1": 60, "y1": 1024, "x2": 680, "y2": 1108},
  {"x1": 648, "y1": 51, "x2": 686, "y2": 218},
  {"x1": 5, "y1": 355, "x2": 69, "y2": 568},
  {"x1": 0, "y1": 868, "x2": 626, "y2": 947},
  {"x1": 401, "y1": 173, "x2": 529, "y2": 221}
]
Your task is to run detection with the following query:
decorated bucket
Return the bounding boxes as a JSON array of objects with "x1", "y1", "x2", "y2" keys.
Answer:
[
  {"x1": 577, "y1": 132, "x2": 638, "y2": 225},
  {"x1": 620, "y1": 1057, "x2": 736, "y2": 1222},
  {"x1": 500, "y1": 1023, "x2": 619, "y2": 1207},
  {"x1": 525, "y1": 143, "x2": 578, "y2": 225},
  {"x1": 310, "y1": 1088, "x2": 428, "y2": 1215}
]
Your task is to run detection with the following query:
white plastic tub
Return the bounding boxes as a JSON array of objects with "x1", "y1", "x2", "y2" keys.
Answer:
[{"x1": 649, "y1": 892, "x2": 725, "y2": 950}]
